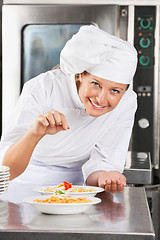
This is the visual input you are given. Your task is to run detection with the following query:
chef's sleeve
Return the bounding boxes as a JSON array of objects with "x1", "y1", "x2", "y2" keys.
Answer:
[
  {"x1": 0, "y1": 71, "x2": 53, "y2": 163},
  {"x1": 82, "y1": 91, "x2": 137, "y2": 181}
]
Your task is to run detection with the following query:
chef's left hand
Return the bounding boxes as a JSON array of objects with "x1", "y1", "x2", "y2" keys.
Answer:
[{"x1": 98, "y1": 171, "x2": 126, "y2": 194}]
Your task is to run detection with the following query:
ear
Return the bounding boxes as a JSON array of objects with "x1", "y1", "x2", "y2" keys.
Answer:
[{"x1": 79, "y1": 72, "x2": 83, "y2": 82}]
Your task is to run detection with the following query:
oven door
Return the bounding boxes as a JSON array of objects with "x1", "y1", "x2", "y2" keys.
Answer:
[{"x1": 2, "y1": 4, "x2": 128, "y2": 130}]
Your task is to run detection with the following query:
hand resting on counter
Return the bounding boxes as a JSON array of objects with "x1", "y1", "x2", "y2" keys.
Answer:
[{"x1": 86, "y1": 170, "x2": 126, "y2": 194}]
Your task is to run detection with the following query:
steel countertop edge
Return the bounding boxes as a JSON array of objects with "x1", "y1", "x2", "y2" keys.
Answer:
[{"x1": 0, "y1": 185, "x2": 155, "y2": 240}]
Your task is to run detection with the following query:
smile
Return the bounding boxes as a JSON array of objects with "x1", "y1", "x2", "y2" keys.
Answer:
[{"x1": 89, "y1": 99, "x2": 106, "y2": 110}]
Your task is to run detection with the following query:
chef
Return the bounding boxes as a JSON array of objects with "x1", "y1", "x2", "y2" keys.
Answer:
[{"x1": 0, "y1": 25, "x2": 137, "y2": 194}]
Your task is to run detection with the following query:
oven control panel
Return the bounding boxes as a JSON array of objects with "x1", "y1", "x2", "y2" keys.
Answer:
[{"x1": 132, "y1": 6, "x2": 155, "y2": 161}]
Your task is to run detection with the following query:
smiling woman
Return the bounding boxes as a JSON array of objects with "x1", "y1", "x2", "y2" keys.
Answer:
[
  {"x1": 0, "y1": 25, "x2": 138, "y2": 194},
  {"x1": 77, "y1": 72, "x2": 128, "y2": 117}
]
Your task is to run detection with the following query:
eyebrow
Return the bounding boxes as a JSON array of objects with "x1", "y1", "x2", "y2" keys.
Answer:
[
  {"x1": 92, "y1": 78, "x2": 125, "y2": 91},
  {"x1": 112, "y1": 87, "x2": 125, "y2": 91},
  {"x1": 92, "y1": 78, "x2": 101, "y2": 83}
]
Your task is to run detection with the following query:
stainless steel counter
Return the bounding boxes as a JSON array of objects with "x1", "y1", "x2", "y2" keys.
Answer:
[{"x1": 0, "y1": 185, "x2": 155, "y2": 240}]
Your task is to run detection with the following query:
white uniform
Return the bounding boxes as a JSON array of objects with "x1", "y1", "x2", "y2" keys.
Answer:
[{"x1": 0, "y1": 69, "x2": 137, "y2": 187}]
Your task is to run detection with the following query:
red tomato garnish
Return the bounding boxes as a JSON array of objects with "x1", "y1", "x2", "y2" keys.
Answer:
[{"x1": 63, "y1": 181, "x2": 72, "y2": 190}]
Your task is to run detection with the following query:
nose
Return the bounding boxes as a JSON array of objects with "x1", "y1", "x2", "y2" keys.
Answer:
[{"x1": 96, "y1": 90, "x2": 108, "y2": 105}]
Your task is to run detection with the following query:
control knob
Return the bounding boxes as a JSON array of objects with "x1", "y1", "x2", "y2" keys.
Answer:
[
  {"x1": 140, "y1": 18, "x2": 151, "y2": 29},
  {"x1": 139, "y1": 55, "x2": 150, "y2": 66},
  {"x1": 139, "y1": 37, "x2": 150, "y2": 48},
  {"x1": 138, "y1": 118, "x2": 149, "y2": 128}
]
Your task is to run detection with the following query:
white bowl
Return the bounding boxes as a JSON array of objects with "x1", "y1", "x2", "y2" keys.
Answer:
[
  {"x1": 24, "y1": 195, "x2": 101, "y2": 215},
  {"x1": 34, "y1": 185, "x2": 104, "y2": 197}
]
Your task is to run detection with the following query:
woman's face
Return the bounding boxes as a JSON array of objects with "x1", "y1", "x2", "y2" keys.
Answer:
[{"x1": 78, "y1": 72, "x2": 128, "y2": 117}]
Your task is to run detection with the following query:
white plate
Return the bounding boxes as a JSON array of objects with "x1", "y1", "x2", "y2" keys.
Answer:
[
  {"x1": 0, "y1": 181, "x2": 9, "y2": 186},
  {"x1": 0, "y1": 173, "x2": 10, "y2": 178},
  {"x1": 0, "y1": 166, "x2": 10, "y2": 173},
  {"x1": 0, "y1": 188, "x2": 8, "y2": 193},
  {"x1": 34, "y1": 185, "x2": 104, "y2": 197},
  {"x1": 0, "y1": 184, "x2": 8, "y2": 189},
  {"x1": 0, "y1": 175, "x2": 10, "y2": 182},
  {"x1": 0, "y1": 172, "x2": 10, "y2": 176},
  {"x1": 24, "y1": 195, "x2": 101, "y2": 215},
  {"x1": 0, "y1": 189, "x2": 8, "y2": 193},
  {"x1": 0, "y1": 172, "x2": 10, "y2": 175}
]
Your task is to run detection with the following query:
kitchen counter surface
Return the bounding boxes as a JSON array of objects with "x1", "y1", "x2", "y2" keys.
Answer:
[{"x1": 0, "y1": 185, "x2": 155, "y2": 240}]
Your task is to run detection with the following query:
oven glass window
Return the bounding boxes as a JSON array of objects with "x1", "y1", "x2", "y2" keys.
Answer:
[{"x1": 22, "y1": 24, "x2": 83, "y2": 85}]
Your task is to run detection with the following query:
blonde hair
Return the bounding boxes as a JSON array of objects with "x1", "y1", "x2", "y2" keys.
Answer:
[
  {"x1": 52, "y1": 64, "x2": 84, "y2": 86},
  {"x1": 52, "y1": 65, "x2": 129, "y2": 90}
]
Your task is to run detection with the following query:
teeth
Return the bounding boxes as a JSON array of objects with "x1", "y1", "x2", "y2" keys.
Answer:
[{"x1": 91, "y1": 100, "x2": 103, "y2": 108}]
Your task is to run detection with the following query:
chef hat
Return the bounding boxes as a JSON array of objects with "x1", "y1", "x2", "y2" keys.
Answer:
[{"x1": 60, "y1": 25, "x2": 137, "y2": 84}]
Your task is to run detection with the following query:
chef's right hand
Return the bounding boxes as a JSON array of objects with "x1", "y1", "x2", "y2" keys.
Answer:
[{"x1": 31, "y1": 111, "x2": 70, "y2": 137}]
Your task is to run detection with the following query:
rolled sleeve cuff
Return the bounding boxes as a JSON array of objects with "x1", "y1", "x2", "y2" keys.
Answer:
[{"x1": 82, "y1": 158, "x2": 123, "y2": 182}]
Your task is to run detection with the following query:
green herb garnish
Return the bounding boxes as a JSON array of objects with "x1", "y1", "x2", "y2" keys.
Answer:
[{"x1": 55, "y1": 190, "x2": 65, "y2": 194}]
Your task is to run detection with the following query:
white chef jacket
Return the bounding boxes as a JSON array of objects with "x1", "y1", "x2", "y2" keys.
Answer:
[{"x1": 0, "y1": 69, "x2": 137, "y2": 186}]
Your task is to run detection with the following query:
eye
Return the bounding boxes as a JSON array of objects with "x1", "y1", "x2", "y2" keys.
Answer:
[
  {"x1": 91, "y1": 81, "x2": 100, "y2": 87},
  {"x1": 111, "y1": 89, "x2": 120, "y2": 94}
]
